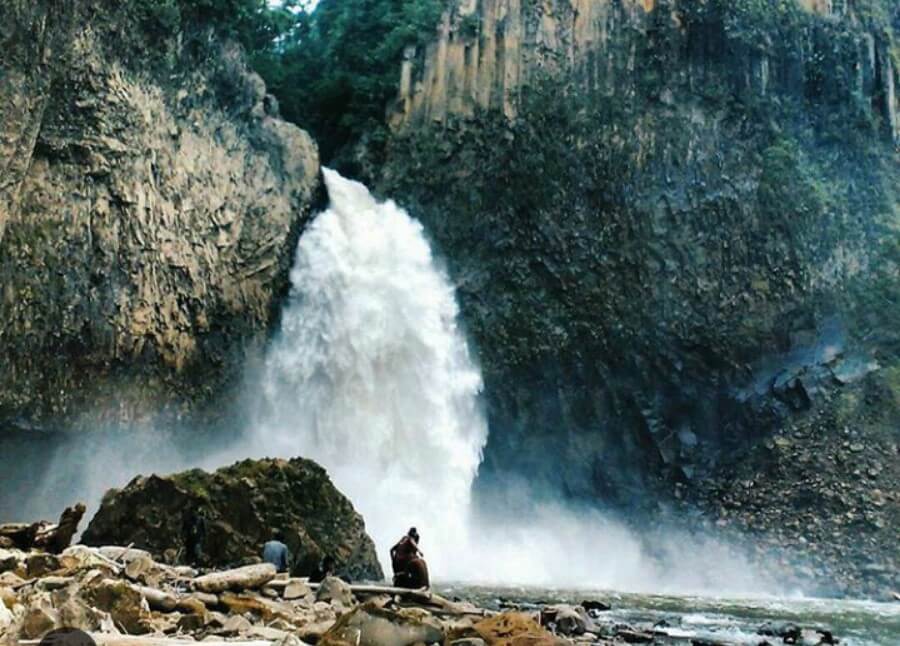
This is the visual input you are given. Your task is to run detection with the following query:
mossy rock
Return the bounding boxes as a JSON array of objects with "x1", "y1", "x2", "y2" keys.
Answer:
[{"x1": 82, "y1": 457, "x2": 383, "y2": 582}]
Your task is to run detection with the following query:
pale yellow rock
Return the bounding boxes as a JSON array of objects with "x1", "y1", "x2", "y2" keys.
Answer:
[
  {"x1": 220, "y1": 614, "x2": 253, "y2": 636},
  {"x1": 193, "y1": 563, "x2": 277, "y2": 594},
  {"x1": 98, "y1": 547, "x2": 153, "y2": 566},
  {"x1": 315, "y1": 577, "x2": 354, "y2": 608},
  {"x1": 283, "y1": 580, "x2": 312, "y2": 601},
  {"x1": 19, "y1": 593, "x2": 59, "y2": 639},
  {"x1": 0, "y1": 586, "x2": 16, "y2": 611},
  {"x1": 0, "y1": 573, "x2": 24, "y2": 589},
  {"x1": 53, "y1": 586, "x2": 111, "y2": 634},
  {"x1": 60, "y1": 546, "x2": 123, "y2": 574},
  {"x1": 175, "y1": 595, "x2": 208, "y2": 616},
  {"x1": 0, "y1": 596, "x2": 12, "y2": 633},
  {"x1": 319, "y1": 602, "x2": 443, "y2": 646},
  {"x1": 84, "y1": 578, "x2": 153, "y2": 635},
  {"x1": 133, "y1": 584, "x2": 177, "y2": 612}
]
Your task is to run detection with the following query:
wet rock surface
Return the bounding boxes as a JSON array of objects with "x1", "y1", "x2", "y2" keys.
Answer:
[
  {"x1": 81, "y1": 458, "x2": 382, "y2": 582},
  {"x1": 690, "y1": 375, "x2": 900, "y2": 599}
]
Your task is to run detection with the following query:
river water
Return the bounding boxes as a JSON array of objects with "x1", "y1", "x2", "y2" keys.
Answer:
[{"x1": 438, "y1": 584, "x2": 900, "y2": 645}]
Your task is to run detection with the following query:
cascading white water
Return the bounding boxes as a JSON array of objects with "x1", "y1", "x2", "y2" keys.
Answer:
[
  {"x1": 253, "y1": 169, "x2": 487, "y2": 576},
  {"x1": 250, "y1": 169, "x2": 775, "y2": 593},
  {"x1": 22, "y1": 167, "x2": 778, "y2": 592}
]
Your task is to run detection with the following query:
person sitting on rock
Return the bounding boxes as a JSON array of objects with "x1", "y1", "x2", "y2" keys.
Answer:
[
  {"x1": 262, "y1": 529, "x2": 291, "y2": 573},
  {"x1": 391, "y1": 527, "x2": 429, "y2": 589},
  {"x1": 391, "y1": 527, "x2": 421, "y2": 573},
  {"x1": 310, "y1": 554, "x2": 336, "y2": 583}
]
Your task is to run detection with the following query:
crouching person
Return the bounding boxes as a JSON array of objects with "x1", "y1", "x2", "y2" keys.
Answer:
[{"x1": 390, "y1": 527, "x2": 430, "y2": 589}]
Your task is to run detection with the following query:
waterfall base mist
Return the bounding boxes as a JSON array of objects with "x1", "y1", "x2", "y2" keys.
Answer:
[
  {"x1": 239, "y1": 169, "x2": 778, "y2": 596},
  {"x1": 6, "y1": 169, "x2": 784, "y2": 597}
]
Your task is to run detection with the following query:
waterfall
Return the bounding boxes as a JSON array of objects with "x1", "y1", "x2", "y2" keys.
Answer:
[
  {"x1": 5, "y1": 169, "x2": 791, "y2": 593},
  {"x1": 252, "y1": 169, "x2": 487, "y2": 576},
  {"x1": 250, "y1": 169, "x2": 773, "y2": 592}
]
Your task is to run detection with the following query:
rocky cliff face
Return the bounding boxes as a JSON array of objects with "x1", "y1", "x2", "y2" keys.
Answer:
[
  {"x1": 375, "y1": 0, "x2": 899, "y2": 595},
  {"x1": 82, "y1": 457, "x2": 384, "y2": 581},
  {"x1": 391, "y1": 0, "x2": 899, "y2": 141},
  {"x1": 0, "y1": 1, "x2": 319, "y2": 431}
]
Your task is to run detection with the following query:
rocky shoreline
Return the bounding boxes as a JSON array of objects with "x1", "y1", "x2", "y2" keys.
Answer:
[
  {"x1": 2, "y1": 460, "x2": 896, "y2": 645},
  {"x1": 0, "y1": 543, "x2": 861, "y2": 646},
  {"x1": 689, "y1": 375, "x2": 900, "y2": 602}
]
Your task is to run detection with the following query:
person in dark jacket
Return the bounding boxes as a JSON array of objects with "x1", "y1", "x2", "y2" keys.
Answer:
[
  {"x1": 262, "y1": 529, "x2": 291, "y2": 572},
  {"x1": 390, "y1": 527, "x2": 429, "y2": 588}
]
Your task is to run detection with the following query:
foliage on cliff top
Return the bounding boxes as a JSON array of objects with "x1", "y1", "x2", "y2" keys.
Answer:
[
  {"x1": 128, "y1": 0, "x2": 446, "y2": 164},
  {"x1": 128, "y1": 0, "x2": 295, "y2": 53},
  {"x1": 125, "y1": 0, "x2": 897, "y2": 167},
  {"x1": 252, "y1": 0, "x2": 446, "y2": 165}
]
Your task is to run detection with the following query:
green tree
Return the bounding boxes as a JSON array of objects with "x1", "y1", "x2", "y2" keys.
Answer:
[
  {"x1": 255, "y1": 0, "x2": 445, "y2": 166},
  {"x1": 132, "y1": 0, "x2": 446, "y2": 166},
  {"x1": 135, "y1": 0, "x2": 299, "y2": 54}
]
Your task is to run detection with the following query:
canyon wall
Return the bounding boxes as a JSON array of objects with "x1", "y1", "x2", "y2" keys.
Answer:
[
  {"x1": 377, "y1": 0, "x2": 899, "y2": 595},
  {"x1": 391, "y1": 0, "x2": 898, "y2": 142},
  {"x1": 0, "y1": 1, "x2": 320, "y2": 431}
]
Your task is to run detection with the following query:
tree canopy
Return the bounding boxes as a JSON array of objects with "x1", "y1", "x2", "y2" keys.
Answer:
[
  {"x1": 251, "y1": 0, "x2": 444, "y2": 167},
  {"x1": 138, "y1": 0, "x2": 445, "y2": 166}
]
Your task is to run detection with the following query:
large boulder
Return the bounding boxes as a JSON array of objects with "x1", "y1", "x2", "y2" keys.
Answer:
[
  {"x1": 83, "y1": 579, "x2": 153, "y2": 635},
  {"x1": 81, "y1": 458, "x2": 383, "y2": 581},
  {"x1": 0, "y1": 597, "x2": 13, "y2": 633},
  {"x1": 471, "y1": 612, "x2": 562, "y2": 646}
]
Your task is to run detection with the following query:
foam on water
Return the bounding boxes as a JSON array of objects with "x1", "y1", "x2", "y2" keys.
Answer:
[{"x1": 441, "y1": 585, "x2": 900, "y2": 646}]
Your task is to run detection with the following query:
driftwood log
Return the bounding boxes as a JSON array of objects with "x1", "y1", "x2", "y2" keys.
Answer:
[
  {"x1": 193, "y1": 563, "x2": 277, "y2": 593},
  {"x1": 306, "y1": 582, "x2": 493, "y2": 617},
  {"x1": 134, "y1": 584, "x2": 178, "y2": 612},
  {"x1": 307, "y1": 582, "x2": 428, "y2": 596},
  {"x1": 63, "y1": 545, "x2": 125, "y2": 574},
  {"x1": 0, "y1": 503, "x2": 86, "y2": 553}
]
